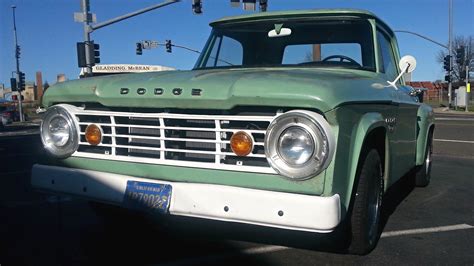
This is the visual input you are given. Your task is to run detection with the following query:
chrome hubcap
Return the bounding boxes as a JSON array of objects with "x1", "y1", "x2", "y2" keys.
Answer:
[{"x1": 425, "y1": 144, "x2": 432, "y2": 176}]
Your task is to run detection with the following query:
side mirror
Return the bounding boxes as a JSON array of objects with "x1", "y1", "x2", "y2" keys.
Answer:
[
  {"x1": 399, "y1": 55, "x2": 417, "y2": 73},
  {"x1": 387, "y1": 55, "x2": 417, "y2": 89}
]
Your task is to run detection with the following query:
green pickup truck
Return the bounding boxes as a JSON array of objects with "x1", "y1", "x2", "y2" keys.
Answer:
[{"x1": 32, "y1": 9, "x2": 435, "y2": 254}]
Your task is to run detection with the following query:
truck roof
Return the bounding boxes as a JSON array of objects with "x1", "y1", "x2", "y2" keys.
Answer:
[{"x1": 210, "y1": 8, "x2": 394, "y2": 36}]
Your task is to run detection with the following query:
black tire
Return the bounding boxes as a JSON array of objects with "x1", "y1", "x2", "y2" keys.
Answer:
[
  {"x1": 415, "y1": 131, "x2": 433, "y2": 187},
  {"x1": 348, "y1": 148, "x2": 384, "y2": 255}
]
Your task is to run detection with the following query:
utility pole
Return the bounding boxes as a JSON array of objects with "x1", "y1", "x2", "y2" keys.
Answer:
[
  {"x1": 448, "y1": 0, "x2": 453, "y2": 108},
  {"x1": 12, "y1": 5, "x2": 24, "y2": 122},
  {"x1": 465, "y1": 42, "x2": 471, "y2": 112}
]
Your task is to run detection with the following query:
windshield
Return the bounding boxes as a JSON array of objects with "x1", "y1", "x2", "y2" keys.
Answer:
[{"x1": 195, "y1": 18, "x2": 375, "y2": 71}]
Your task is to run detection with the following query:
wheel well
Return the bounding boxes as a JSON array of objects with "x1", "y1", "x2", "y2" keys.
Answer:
[
  {"x1": 429, "y1": 124, "x2": 435, "y2": 137},
  {"x1": 363, "y1": 127, "x2": 386, "y2": 177},
  {"x1": 345, "y1": 126, "x2": 387, "y2": 225}
]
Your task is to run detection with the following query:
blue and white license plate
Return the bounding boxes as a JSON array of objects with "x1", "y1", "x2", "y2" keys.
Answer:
[{"x1": 123, "y1": 181, "x2": 172, "y2": 214}]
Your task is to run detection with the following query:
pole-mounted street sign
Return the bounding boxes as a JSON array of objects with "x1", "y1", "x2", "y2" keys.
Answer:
[{"x1": 74, "y1": 12, "x2": 96, "y2": 23}]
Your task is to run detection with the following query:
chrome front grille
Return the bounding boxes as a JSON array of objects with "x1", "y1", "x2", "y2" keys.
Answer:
[{"x1": 72, "y1": 108, "x2": 277, "y2": 174}]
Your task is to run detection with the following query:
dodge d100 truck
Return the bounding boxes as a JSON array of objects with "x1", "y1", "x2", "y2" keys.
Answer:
[{"x1": 32, "y1": 9, "x2": 434, "y2": 254}]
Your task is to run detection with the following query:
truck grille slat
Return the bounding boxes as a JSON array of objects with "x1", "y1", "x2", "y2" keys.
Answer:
[{"x1": 72, "y1": 108, "x2": 276, "y2": 174}]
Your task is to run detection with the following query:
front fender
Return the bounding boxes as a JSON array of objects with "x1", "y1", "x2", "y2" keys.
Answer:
[
  {"x1": 416, "y1": 104, "x2": 435, "y2": 165},
  {"x1": 326, "y1": 110, "x2": 387, "y2": 216},
  {"x1": 345, "y1": 113, "x2": 386, "y2": 203}
]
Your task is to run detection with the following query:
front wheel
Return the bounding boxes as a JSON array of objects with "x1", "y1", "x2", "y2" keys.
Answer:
[{"x1": 348, "y1": 148, "x2": 384, "y2": 255}]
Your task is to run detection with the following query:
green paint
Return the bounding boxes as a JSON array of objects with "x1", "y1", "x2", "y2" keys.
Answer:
[
  {"x1": 54, "y1": 157, "x2": 325, "y2": 195},
  {"x1": 38, "y1": 9, "x2": 435, "y2": 224},
  {"x1": 274, "y1": 23, "x2": 283, "y2": 34}
]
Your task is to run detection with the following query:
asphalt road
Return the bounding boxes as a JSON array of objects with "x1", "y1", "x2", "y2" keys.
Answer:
[
  {"x1": 433, "y1": 113, "x2": 474, "y2": 158},
  {"x1": 0, "y1": 114, "x2": 473, "y2": 265}
]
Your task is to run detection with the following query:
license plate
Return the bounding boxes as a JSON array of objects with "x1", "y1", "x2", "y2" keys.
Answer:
[{"x1": 123, "y1": 181, "x2": 172, "y2": 214}]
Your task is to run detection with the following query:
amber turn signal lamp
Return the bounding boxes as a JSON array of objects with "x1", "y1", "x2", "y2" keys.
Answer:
[
  {"x1": 230, "y1": 131, "x2": 254, "y2": 156},
  {"x1": 85, "y1": 124, "x2": 102, "y2": 146}
]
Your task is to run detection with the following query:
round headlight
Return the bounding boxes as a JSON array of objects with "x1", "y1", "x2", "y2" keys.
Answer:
[
  {"x1": 265, "y1": 110, "x2": 335, "y2": 180},
  {"x1": 49, "y1": 116, "x2": 71, "y2": 147},
  {"x1": 41, "y1": 105, "x2": 79, "y2": 158},
  {"x1": 278, "y1": 126, "x2": 314, "y2": 165}
]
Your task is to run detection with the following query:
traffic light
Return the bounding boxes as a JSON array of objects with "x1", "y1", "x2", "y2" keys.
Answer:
[
  {"x1": 77, "y1": 42, "x2": 87, "y2": 67},
  {"x1": 77, "y1": 41, "x2": 100, "y2": 67},
  {"x1": 165, "y1": 40, "x2": 172, "y2": 53},
  {"x1": 15, "y1": 45, "x2": 21, "y2": 58},
  {"x1": 192, "y1": 0, "x2": 202, "y2": 14},
  {"x1": 136, "y1": 42, "x2": 143, "y2": 55},
  {"x1": 259, "y1": 0, "x2": 267, "y2": 11},
  {"x1": 443, "y1": 55, "x2": 451, "y2": 71},
  {"x1": 456, "y1": 46, "x2": 465, "y2": 66},
  {"x1": 11, "y1": 95, "x2": 22, "y2": 101},
  {"x1": 10, "y1": 78, "x2": 17, "y2": 91},
  {"x1": 444, "y1": 75, "x2": 451, "y2": 82},
  {"x1": 460, "y1": 69, "x2": 466, "y2": 80},
  {"x1": 18, "y1": 71, "x2": 25, "y2": 91},
  {"x1": 92, "y1": 42, "x2": 100, "y2": 64}
]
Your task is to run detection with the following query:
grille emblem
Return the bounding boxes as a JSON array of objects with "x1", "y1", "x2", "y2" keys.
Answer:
[
  {"x1": 137, "y1": 88, "x2": 146, "y2": 95},
  {"x1": 172, "y1": 88, "x2": 182, "y2": 95},
  {"x1": 154, "y1": 88, "x2": 164, "y2": 95},
  {"x1": 191, "y1": 88, "x2": 202, "y2": 96},
  {"x1": 120, "y1": 88, "x2": 129, "y2": 95}
]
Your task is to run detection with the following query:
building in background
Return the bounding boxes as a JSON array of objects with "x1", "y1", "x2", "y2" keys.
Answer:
[
  {"x1": 23, "y1": 82, "x2": 35, "y2": 102},
  {"x1": 57, "y1": 74, "x2": 67, "y2": 83},
  {"x1": 36, "y1": 71, "x2": 43, "y2": 100},
  {"x1": 0, "y1": 83, "x2": 4, "y2": 99}
]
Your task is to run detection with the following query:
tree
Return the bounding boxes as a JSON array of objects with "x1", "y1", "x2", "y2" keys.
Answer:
[{"x1": 437, "y1": 35, "x2": 473, "y2": 82}]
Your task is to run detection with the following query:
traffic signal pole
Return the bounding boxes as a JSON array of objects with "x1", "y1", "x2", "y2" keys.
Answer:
[
  {"x1": 78, "y1": 0, "x2": 179, "y2": 76},
  {"x1": 11, "y1": 5, "x2": 24, "y2": 122},
  {"x1": 448, "y1": 0, "x2": 453, "y2": 108},
  {"x1": 81, "y1": 0, "x2": 93, "y2": 76}
]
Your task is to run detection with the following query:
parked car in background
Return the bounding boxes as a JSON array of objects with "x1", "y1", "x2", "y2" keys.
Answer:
[
  {"x1": 31, "y1": 9, "x2": 434, "y2": 255},
  {"x1": 0, "y1": 105, "x2": 13, "y2": 130},
  {"x1": 5, "y1": 106, "x2": 21, "y2": 122}
]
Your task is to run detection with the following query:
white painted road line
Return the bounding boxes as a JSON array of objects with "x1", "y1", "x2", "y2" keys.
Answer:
[
  {"x1": 241, "y1": 245, "x2": 289, "y2": 255},
  {"x1": 381, "y1": 223, "x2": 474, "y2": 238},
  {"x1": 435, "y1": 117, "x2": 474, "y2": 121},
  {"x1": 434, "y1": 139, "x2": 474, "y2": 144},
  {"x1": 161, "y1": 223, "x2": 474, "y2": 265}
]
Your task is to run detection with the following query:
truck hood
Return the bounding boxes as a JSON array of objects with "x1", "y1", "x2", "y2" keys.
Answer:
[{"x1": 42, "y1": 68, "x2": 390, "y2": 113}]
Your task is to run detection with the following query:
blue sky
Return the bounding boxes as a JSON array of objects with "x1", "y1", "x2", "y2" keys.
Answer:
[{"x1": 0, "y1": 0, "x2": 473, "y2": 86}]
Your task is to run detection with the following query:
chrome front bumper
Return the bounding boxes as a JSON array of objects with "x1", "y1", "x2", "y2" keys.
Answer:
[{"x1": 31, "y1": 164, "x2": 341, "y2": 233}]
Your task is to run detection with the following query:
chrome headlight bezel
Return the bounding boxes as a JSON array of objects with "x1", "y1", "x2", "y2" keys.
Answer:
[
  {"x1": 265, "y1": 110, "x2": 335, "y2": 180},
  {"x1": 40, "y1": 105, "x2": 79, "y2": 158}
]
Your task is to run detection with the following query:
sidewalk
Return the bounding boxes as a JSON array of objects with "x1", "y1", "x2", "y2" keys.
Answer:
[
  {"x1": 432, "y1": 107, "x2": 474, "y2": 116},
  {"x1": 0, "y1": 119, "x2": 40, "y2": 136}
]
